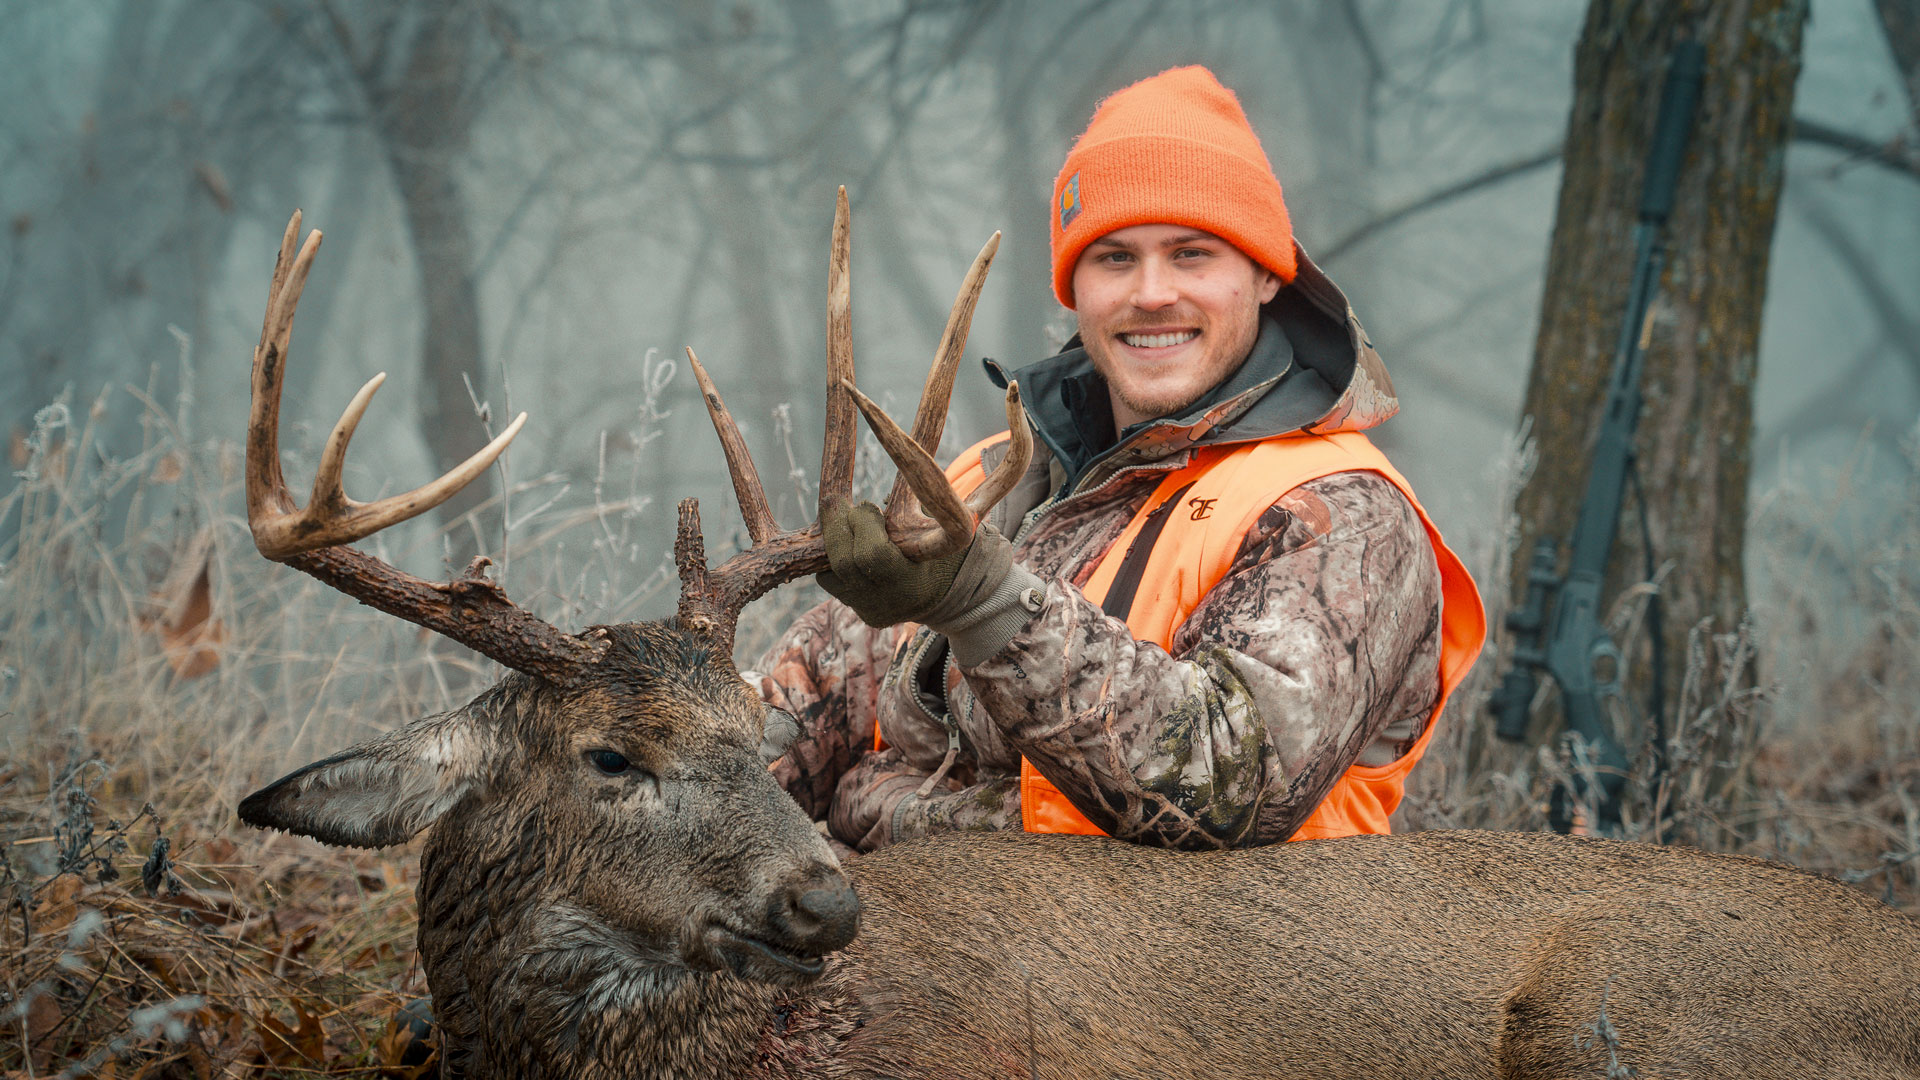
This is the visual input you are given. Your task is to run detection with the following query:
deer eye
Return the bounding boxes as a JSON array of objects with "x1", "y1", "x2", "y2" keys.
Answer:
[{"x1": 587, "y1": 750, "x2": 632, "y2": 776}]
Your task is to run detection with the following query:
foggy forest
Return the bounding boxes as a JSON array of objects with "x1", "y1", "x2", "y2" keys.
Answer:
[{"x1": 3, "y1": 0, "x2": 1918, "y2": 1075}]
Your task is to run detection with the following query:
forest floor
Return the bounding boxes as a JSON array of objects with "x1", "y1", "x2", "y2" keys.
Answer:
[{"x1": 3, "y1": 391, "x2": 1916, "y2": 1077}]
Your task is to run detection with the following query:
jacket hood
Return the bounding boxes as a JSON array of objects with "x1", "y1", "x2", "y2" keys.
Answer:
[{"x1": 985, "y1": 243, "x2": 1398, "y2": 484}]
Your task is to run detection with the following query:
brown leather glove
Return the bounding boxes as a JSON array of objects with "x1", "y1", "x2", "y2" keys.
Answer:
[{"x1": 817, "y1": 501, "x2": 1012, "y2": 628}]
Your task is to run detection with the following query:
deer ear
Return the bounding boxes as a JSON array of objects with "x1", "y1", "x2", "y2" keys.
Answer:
[{"x1": 238, "y1": 711, "x2": 490, "y2": 848}]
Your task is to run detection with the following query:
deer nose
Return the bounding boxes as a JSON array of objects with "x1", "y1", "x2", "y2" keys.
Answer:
[{"x1": 772, "y1": 867, "x2": 860, "y2": 954}]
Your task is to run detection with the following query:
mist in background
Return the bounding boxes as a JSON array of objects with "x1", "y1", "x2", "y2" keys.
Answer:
[{"x1": 0, "y1": 0, "x2": 1911, "y2": 631}]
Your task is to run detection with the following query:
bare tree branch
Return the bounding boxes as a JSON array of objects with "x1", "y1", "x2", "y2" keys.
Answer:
[
  {"x1": 1790, "y1": 188, "x2": 1920, "y2": 382},
  {"x1": 1319, "y1": 146, "x2": 1561, "y2": 264},
  {"x1": 1320, "y1": 118, "x2": 1920, "y2": 266},
  {"x1": 1792, "y1": 118, "x2": 1920, "y2": 180}
]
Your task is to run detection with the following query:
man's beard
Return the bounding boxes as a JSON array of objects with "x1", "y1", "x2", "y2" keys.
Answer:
[{"x1": 1080, "y1": 301, "x2": 1262, "y2": 424}]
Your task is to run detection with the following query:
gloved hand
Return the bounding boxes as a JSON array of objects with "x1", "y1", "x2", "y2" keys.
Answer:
[{"x1": 817, "y1": 501, "x2": 1012, "y2": 628}]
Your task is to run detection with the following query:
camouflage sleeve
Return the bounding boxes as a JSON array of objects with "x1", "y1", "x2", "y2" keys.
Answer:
[
  {"x1": 887, "y1": 775, "x2": 1024, "y2": 845},
  {"x1": 821, "y1": 749, "x2": 1025, "y2": 850},
  {"x1": 744, "y1": 597, "x2": 902, "y2": 821},
  {"x1": 961, "y1": 471, "x2": 1443, "y2": 850}
]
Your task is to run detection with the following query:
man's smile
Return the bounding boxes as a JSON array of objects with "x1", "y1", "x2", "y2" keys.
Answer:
[{"x1": 1117, "y1": 328, "x2": 1200, "y2": 350}]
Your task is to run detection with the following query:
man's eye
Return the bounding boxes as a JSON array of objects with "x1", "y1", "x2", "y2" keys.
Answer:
[{"x1": 587, "y1": 749, "x2": 632, "y2": 776}]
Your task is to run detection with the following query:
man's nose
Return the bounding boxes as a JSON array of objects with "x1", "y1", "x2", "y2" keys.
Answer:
[{"x1": 1129, "y1": 257, "x2": 1179, "y2": 310}]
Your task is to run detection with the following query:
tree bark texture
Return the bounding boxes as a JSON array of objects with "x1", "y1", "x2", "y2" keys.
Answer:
[{"x1": 1510, "y1": 0, "x2": 1806, "y2": 747}]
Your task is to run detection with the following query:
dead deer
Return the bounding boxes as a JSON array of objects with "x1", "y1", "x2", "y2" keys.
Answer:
[{"x1": 238, "y1": 198, "x2": 1920, "y2": 1080}]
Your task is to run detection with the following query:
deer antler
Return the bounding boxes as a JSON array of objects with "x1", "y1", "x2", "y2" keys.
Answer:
[
  {"x1": 247, "y1": 211, "x2": 601, "y2": 683},
  {"x1": 675, "y1": 187, "x2": 1032, "y2": 645}
]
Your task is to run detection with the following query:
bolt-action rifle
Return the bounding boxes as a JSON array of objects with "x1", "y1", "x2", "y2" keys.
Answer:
[{"x1": 1488, "y1": 41, "x2": 1705, "y2": 833}]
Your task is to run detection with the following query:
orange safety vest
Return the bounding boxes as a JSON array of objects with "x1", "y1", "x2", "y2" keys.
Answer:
[{"x1": 942, "y1": 428, "x2": 1485, "y2": 841}]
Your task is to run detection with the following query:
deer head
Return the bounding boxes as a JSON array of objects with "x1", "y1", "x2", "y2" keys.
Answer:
[{"x1": 237, "y1": 192, "x2": 1031, "y2": 993}]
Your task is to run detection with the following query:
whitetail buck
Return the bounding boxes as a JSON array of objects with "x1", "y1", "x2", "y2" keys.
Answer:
[{"x1": 239, "y1": 198, "x2": 1920, "y2": 1080}]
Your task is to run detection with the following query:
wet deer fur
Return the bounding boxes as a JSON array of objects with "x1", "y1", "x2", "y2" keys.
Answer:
[{"x1": 238, "y1": 204, "x2": 1920, "y2": 1079}]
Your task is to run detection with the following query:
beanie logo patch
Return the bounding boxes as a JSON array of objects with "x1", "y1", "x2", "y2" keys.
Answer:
[{"x1": 1058, "y1": 172, "x2": 1082, "y2": 230}]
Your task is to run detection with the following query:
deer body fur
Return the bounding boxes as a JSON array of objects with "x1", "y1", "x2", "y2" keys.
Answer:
[
  {"x1": 242, "y1": 624, "x2": 1920, "y2": 1080},
  {"x1": 824, "y1": 831, "x2": 1920, "y2": 1080}
]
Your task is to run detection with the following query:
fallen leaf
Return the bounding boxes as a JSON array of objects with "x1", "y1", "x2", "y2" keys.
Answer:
[
  {"x1": 23, "y1": 989, "x2": 60, "y2": 1072},
  {"x1": 197, "y1": 1006, "x2": 250, "y2": 1066},
  {"x1": 376, "y1": 999, "x2": 437, "y2": 1079},
  {"x1": 32, "y1": 872, "x2": 85, "y2": 935},
  {"x1": 289, "y1": 1002, "x2": 328, "y2": 1061},
  {"x1": 25, "y1": 987, "x2": 61, "y2": 1040},
  {"x1": 139, "y1": 532, "x2": 225, "y2": 679},
  {"x1": 255, "y1": 1002, "x2": 327, "y2": 1067}
]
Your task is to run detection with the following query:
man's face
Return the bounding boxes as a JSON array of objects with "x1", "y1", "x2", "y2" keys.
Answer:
[{"x1": 1071, "y1": 224, "x2": 1282, "y2": 429}]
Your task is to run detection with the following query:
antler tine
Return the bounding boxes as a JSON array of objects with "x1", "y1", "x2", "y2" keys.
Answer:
[
  {"x1": 675, "y1": 496, "x2": 836, "y2": 643},
  {"x1": 245, "y1": 211, "x2": 599, "y2": 684},
  {"x1": 842, "y1": 380, "x2": 972, "y2": 559},
  {"x1": 246, "y1": 215, "x2": 321, "y2": 526},
  {"x1": 290, "y1": 372, "x2": 528, "y2": 552},
  {"x1": 820, "y1": 186, "x2": 856, "y2": 518},
  {"x1": 673, "y1": 498, "x2": 718, "y2": 625},
  {"x1": 964, "y1": 381, "x2": 1033, "y2": 517},
  {"x1": 308, "y1": 371, "x2": 388, "y2": 513},
  {"x1": 843, "y1": 376, "x2": 1032, "y2": 560},
  {"x1": 882, "y1": 231, "x2": 1001, "y2": 523},
  {"x1": 248, "y1": 213, "x2": 528, "y2": 559},
  {"x1": 253, "y1": 383, "x2": 526, "y2": 559},
  {"x1": 685, "y1": 347, "x2": 777, "y2": 544}
]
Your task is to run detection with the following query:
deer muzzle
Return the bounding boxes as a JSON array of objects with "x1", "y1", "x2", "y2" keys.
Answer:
[{"x1": 693, "y1": 863, "x2": 860, "y2": 986}]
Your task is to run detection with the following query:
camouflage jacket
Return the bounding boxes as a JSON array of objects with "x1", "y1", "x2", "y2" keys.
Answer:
[{"x1": 750, "y1": 249, "x2": 1443, "y2": 852}]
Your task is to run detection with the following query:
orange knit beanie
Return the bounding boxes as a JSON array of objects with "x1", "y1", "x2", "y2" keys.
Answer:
[{"x1": 1049, "y1": 66, "x2": 1296, "y2": 309}]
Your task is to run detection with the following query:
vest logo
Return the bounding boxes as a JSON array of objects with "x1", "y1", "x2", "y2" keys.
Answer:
[
  {"x1": 1059, "y1": 173, "x2": 1082, "y2": 230},
  {"x1": 1187, "y1": 497, "x2": 1218, "y2": 521}
]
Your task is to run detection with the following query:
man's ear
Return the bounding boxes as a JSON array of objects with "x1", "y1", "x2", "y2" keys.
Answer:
[
  {"x1": 1257, "y1": 265, "x2": 1283, "y2": 304},
  {"x1": 238, "y1": 710, "x2": 491, "y2": 848}
]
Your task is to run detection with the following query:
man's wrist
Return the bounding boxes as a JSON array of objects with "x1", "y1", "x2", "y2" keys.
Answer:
[{"x1": 928, "y1": 565, "x2": 1047, "y2": 667}]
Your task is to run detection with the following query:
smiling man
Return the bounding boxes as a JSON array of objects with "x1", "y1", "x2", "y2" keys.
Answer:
[{"x1": 752, "y1": 65, "x2": 1485, "y2": 851}]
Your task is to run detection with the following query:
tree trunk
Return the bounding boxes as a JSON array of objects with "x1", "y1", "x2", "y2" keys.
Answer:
[
  {"x1": 1507, "y1": 1, "x2": 1806, "y2": 779},
  {"x1": 993, "y1": 9, "x2": 1056, "y2": 367},
  {"x1": 370, "y1": 4, "x2": 493, "y2": 554}
]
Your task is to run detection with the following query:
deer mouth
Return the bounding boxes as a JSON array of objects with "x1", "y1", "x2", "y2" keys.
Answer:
[{"x1": 701, "y1": 922, "x2": 828, "y2": 984}]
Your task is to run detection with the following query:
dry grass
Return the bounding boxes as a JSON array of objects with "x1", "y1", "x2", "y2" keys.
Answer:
[
  {"x1": 0, "y1": 356, "x2": 686, "y2": 1078},
  {"x1": 2, "y1": 372, "x2": 1915, "y2": 1076}
]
